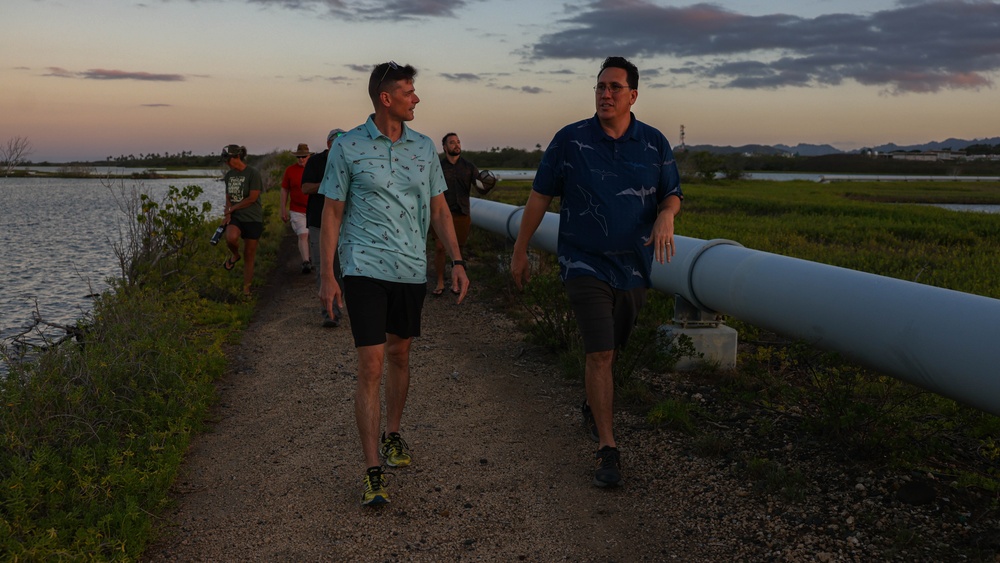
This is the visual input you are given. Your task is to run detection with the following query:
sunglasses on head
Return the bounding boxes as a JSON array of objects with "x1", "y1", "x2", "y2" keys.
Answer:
[{"x1": 376, "y1": 61, "x2": 400, "y2": 89}]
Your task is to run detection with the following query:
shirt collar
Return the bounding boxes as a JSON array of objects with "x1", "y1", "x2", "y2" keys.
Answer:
[
  {"x1": 363, "y1": 114, "x2": 413, "y2": 143},
  {"x1": 588, "y1": 112, "x2": 638, "y2": 142}
]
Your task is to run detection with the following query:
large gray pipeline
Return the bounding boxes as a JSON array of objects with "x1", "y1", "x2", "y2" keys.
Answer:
[{"x1": 470, "y1": 198, "x2": 1000, "y2": 416}]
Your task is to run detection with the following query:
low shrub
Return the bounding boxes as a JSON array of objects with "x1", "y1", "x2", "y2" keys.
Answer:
[{"x1": 0, "y1": 178, "x2": 284, "y2": 559}]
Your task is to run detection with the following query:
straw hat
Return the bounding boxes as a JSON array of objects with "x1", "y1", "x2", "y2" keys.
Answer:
[{"x1": 292, "y1": 143, "x2": 312, "y2": 157}]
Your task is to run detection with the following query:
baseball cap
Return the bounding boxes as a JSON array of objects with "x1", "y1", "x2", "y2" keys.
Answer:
[{"x1": 328, "y1": 128, "x2": 347, "y2": 142}]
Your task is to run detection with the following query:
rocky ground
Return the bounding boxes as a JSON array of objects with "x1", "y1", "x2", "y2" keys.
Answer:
[{"x1": 144, "y1": 236, "x2": 999, "y2": 562}]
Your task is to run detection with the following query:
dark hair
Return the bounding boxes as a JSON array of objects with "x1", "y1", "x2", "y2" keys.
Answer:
[
  {"x1": 442, "y1": 132, "x2": 458, "y2": 146},
  {"x1": 599, "y1": 56, "x2": 639, "y2": 90},
  {"x1": 368, "y1": 61, "x2": 417, "y2": 103}
]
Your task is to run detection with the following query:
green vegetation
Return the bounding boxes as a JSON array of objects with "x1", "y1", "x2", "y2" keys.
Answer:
[
  {"x1": 678, "y1": 180, "x2": 1000, "y2": 299},
  {"x1": 477, "y1": 178, "x2": 1000, "y2": 506},
  {"x1": 2, "y1": 173, "x2": 998, "y2": 558},
  {"x1": 13, "y1": 151, "x2": 290, "y2": 181},
  {"x1": 0, "y1": 180, "x2": 284, "y2": 559},
  {"x1": 647, "y1": 397, "x2": 698, "y2": 434},
  {"x1": 18, "y1": 145, "x2": 1000, "y2": 181},
  {"x1": 22, "y1": 146, "x2": 544, "y2": 174},
  {"x1": 743, "y1": 152, "x2": 1000, "y2": 176}
]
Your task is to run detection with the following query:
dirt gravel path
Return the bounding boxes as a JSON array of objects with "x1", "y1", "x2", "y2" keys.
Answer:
[
  {"x1": 143, "y1": 237, "x2": 751, "y2": 562},
  {"x1": 143, "y1": 236, "x2": 998, "y2": 562}
]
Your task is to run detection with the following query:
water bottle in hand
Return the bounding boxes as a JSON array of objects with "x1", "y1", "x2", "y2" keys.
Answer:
[{"x1": 210, "y1": 224, "x2": 226, "y2": 245}]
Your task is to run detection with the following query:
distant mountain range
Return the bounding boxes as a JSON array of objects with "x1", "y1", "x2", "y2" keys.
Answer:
[{"x1": 686, "y1": 137, "x2": 1000, "y2": 157}]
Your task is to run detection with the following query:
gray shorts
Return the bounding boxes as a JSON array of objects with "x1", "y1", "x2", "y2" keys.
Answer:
[{"x1": 565, "y1": 276, "x2": 647, "y2": 354}]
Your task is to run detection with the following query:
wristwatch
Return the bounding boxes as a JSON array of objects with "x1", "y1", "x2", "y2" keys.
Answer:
[{"x1": 452, "y1": 260, "x2": 466, "y2": 268}]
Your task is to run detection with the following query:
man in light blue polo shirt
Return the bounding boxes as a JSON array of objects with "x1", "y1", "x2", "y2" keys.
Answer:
[
  {"x1": 511, "y1": 56, "x2": 683, "y2": 489},
  {"x1": 318, "y1": 61, "x2": 469, "y2": 507}
]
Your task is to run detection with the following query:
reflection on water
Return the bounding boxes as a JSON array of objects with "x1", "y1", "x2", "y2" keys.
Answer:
[
  {"x1": 0, "y1": 176, "x2": 224, "y2": 346},
  {"x1": 922, "y1": 203, "x2": 1000, "y2": 214},
  {"x1": 13, "y1": 165, "x2": 222, "y2": 178}
]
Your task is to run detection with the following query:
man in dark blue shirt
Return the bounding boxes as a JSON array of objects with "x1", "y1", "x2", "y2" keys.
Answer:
[{"x1": 511, "y1": 56, "x2": 683, "y2": 488}]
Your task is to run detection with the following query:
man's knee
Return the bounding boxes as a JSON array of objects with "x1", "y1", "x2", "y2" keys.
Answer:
[
  {"x1": 357, "y1": 346, "x2": 386, "y2": 382},
  {"x1": 586, "y1": 350, "x2": 615, "y2": 370},
  {"x1": 385, "y1": 337, "x2": 412, "y2": 364}
]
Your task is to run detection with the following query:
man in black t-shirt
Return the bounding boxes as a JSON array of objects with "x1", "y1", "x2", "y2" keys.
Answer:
[
  {"x1": 301, "y1": 128, "x2": 346, "y2": 327},
  {"x1": 429, "y1": 132, "x2": 496, "y2": 295}
]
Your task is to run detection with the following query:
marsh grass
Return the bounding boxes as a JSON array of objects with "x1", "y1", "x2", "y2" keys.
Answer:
[
  {"x1": 0, "y1": 181, "x2": 284, "y2": 559},
  {"x1": 473, "y1": 179, "x2": 1000, "y2": 498}
]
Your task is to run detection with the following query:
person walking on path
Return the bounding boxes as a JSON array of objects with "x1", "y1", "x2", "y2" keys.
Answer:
[
  {"x1": 280, "y1": 143, "x2": 314, "y2": 274},
  {"x1": 221, "y1": 144, "x2": 264, "y2": 298},
  {"x1": 510, "y1": 56, "x2": 683, "y2": 488},
  {"x1": 302, "y1": 130, "x2": 346, "y2": 327},
  {"x1": 318, "y1": 61, "x2": 469, "y2": 506},
  {"x1": 429, "y1": 132, "x2": 496, "y2": 296}
]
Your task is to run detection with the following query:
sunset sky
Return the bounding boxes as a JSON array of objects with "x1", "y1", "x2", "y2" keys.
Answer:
[{"x1": 3, "y1": 0, "x2": 999, "y2": 163}]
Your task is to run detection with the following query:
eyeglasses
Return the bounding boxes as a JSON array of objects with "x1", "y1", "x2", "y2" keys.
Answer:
[
  {"x1": 594, "y1": 83, "x2": 630, "y2": 95},
  {"x1": 296, "y1": 155, "x2": 308, "y2": 159},
  {"x1": 377, "y1": 60, "x2": 400, "y2": 89}
]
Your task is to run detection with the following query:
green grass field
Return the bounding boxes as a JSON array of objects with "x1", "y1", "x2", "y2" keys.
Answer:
[
  {"x1": 483, "y1": 178, "x2": 1000, "y2": 493},
  {"x1": 678, "y1": 180, "x2": 1000, "y2": 299},
  {"x1": 490, "y1": 179, "x2": 1000, "y2": 299}
]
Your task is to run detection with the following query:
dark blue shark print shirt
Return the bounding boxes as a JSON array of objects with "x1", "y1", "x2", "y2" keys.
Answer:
[{"x1": 533, "y1": 113, "x2": 682, "y2": 290}]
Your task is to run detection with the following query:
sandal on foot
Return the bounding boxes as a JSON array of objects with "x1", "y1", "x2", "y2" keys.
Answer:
[
  {"x1": 223, "y1": 255, "x2": 241, "y2": 270},
  {"x1": 431, "y1": 287, "x2": 445, "y2": 297}
]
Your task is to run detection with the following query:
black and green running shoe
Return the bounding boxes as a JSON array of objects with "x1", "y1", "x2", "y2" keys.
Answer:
[
  {"x1": 380, "y1": 432, "x2": 412, "y2": 468},
  {"x1": 593, "y1": 446, "x2": 623, "y2": 488},
  {"x1": 361, "y1": 466, "x2": 389, "y2": 506}
]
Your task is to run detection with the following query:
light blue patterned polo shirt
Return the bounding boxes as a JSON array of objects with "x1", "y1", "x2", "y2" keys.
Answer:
[{"x1": 319, "y1": 115, "x2": 447, "y2": 283}]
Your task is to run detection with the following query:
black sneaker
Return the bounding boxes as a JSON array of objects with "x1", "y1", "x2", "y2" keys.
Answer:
[
  {"x1": 301, "y1": 260, "x2": 313, "y2": 274},
  {"x1": 581, "y1": 400, "x2": 599, "y2": 443},
  {"x1": 593, "y1": 446, "x2": 623, "y2": 488},
  {"x1": 320, "y1": 308, "x2": 341, "y2": 328}
]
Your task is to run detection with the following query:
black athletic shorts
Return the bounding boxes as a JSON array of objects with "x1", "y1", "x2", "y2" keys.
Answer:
[
  {"x1": 343, "y1": 276, "x2": 426, "y2": 347},
  {"x1": 565, "y1": 276, "x2": 647, "y2": 354},
  {"x1": 228, "y1": 219, "x2": 263, "y2": 240}
]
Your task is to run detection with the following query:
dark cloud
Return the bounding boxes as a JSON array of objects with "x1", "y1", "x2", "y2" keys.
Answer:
[
  {"x1": 531, "y1": 0, "x2": 1000, "y2": 94},
  {"x1": 83, "y1": 69, "x2": 185, "y2": 81},
  {"x1": 141, "y1": 103, "x2": 171, "y2": 107},
  {"x1": 298, "y1": 75, "x2": 351, "y2": 83},
  {"x1": 43, "y1": 67, "x2": 185, "y2": 81},
  {"x1": 43, "y1": 67, "x2": 77, "y2": 78},
  {"x1": 440, "y1": 72, "x2": 481, "y2": 81},
  {"x1": 247, "y1": 0, "x2": 465, "y2": 19},
  {"x1": 494, "y1": 84, "x2": 547, "y2": 94},
  {"x1": 367, "y1": 0, "x2": 461, "y2": 17}
]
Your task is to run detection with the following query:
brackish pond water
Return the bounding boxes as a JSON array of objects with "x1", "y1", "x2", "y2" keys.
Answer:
[{"x1": 0, "y1": 176, "x2": 224, "y2": 347}]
